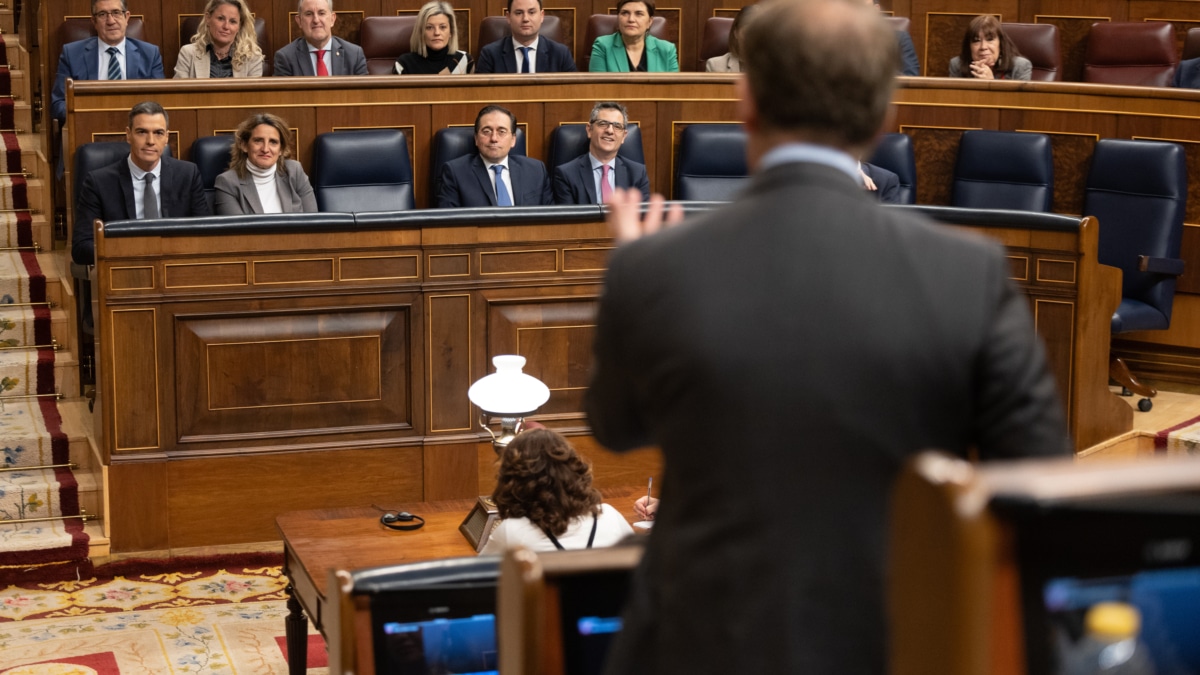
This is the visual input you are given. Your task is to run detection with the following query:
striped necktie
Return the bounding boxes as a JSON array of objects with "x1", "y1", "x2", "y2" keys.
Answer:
[{"x1": 106, "y1": 46, "x2": 123, "y2": 80}]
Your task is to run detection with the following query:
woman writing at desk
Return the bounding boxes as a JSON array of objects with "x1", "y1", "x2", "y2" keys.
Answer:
[{"x1": 480, "y1": 428, "x2": 633, "y2": 554}]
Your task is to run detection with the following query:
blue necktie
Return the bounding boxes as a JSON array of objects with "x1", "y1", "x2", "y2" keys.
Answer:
[
  {"x1": 519, "y1": 46, "x2": 531, "y2": 73},
  {"x1": 107, "y1": 46, "x2": 123, "y2": 80},
  {"x1": 492, "y1": 165, "x2": 512, "y2": 206}
]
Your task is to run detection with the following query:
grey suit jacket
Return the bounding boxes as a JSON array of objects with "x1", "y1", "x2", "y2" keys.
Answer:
[
  {"x1": 174, "y1": 42, "x2": 264, "y2": 78},
  {"x1": 273, "y1": 36, "x2": 367, "y2": 76},
  {"x1": 949, "y1": 54, "x2": 1032, "y2": 80},
  {"x1": 214, "y1": 160, "x2": 317, "y2": 214},
  {"x1": 552, "y1": 154, "x2": 650, "y2": 204},
  {"x1": 587, "y1": 160, "x2": 1070, "y2": 674}
]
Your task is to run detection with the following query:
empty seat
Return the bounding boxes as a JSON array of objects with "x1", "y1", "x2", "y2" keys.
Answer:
[
  {"x1": 189, "y1": 135, "x2": 236, "y2": 212},
  {"x1": 867, "y1": 133, "x2": 917, "y2": 205},
  {"x1": 311, "y1": 129, "x2": 415, "y2": 212},
  {"x1": 547, "y1": 122, "x2": 644, "y2": 170},
  {"x1": 359, "y1": 15, "x2": 418, "y2": 75},
  {"x1": 1083, "y1": 21, "x2": 1178, "y2": 86},
  {"x1": 429, "y1": 125, "x2": 527, "y2": 204},
  {"x1": 952, "y1": 130, "x2": 1054, "y2": 212},
  {"x1": 475, "y1": 14, "x2": 563, "y2": 61},
  {"x1": 698, "y1": 17, "x2": 733, "y2": 69},
  {"x1": 673, "y1": 124, "x2": 748, "y2": 201},
  {"x1": 1185, "y1": 26, "x2": 1200, "y2": 61},
  {"x1": 582, "y1": 14, "x2": 669, "y2": 71},
  {"x1": 1004, "y1": 22, "x2": 1062, "y2": 82},
  {"x1": 178, "y1": 15, "x2": 272, "y2": 76}
]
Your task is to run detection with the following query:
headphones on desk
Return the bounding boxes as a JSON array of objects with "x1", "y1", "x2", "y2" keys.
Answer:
[{"x1": 380, "y1": 511, "x2": 426, "y2": 531}]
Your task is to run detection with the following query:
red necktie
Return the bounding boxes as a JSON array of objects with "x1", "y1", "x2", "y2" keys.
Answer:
[
  {"x1": 316, "y1": 49, "x2": 329, "y2": 76},
  {"x1": 600, "y1": 164, "x2": 613, "y2": 204}
]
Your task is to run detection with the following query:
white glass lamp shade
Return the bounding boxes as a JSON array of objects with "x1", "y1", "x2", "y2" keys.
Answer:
[{"x1": 467, "y1": 355, "x2": 551, "y2": 416}]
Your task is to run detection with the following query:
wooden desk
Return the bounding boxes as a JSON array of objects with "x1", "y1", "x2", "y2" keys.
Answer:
[{"x1": 276, "y1": 486, "x2": 643, "y2": 675}]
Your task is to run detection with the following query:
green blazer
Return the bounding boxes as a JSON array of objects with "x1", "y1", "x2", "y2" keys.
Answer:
[{"x1": 589, "y1": 32, "x2": 679, "y2": 73}]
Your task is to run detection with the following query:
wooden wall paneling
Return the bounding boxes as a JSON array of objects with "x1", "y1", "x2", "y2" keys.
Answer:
[
  {"x1": 107, "y1": 461, "x2": 169, "y2": 551},
  {"x1": 166, "y1": 446, "x2": 426, "y2": 547},
  {"x1": 427, "y1": 291, "x2": 474, "y2": 434},
  {"x1": 107, "y1": 307, "x2": 161, "y2": 453},
  {"x1": 424, "y1": 441, "x2": 482, "y2": 501},
  {"x1": 1183, "y1": 227, "x2": 1200, "y2": 295}
]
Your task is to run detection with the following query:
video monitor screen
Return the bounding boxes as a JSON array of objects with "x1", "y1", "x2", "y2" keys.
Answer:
[
  {"x1": 558, "y1": 569, "x2": 633, "y2": 675},
  {"x1": 371, "y1": 584, "x2": 499, "y2": 675}
]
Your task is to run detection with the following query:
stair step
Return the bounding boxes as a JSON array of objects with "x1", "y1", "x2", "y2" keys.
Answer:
[{"x1": 7, "y1": 102, "x2": 30, "y2": 134}]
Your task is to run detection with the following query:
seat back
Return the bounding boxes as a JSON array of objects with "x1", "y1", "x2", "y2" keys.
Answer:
[
  {"x1": 1085, "y1": 139, "x2": 1188, "y2": 332},
  {"x1": 698, "y1": 17, "x2": 733, "y2": 68},
  {"x1": 360, "y1": 15, "x2": 418, "y2": 75},
  {"x1": 429, "y1": 125, "x2": 527, "y2": 204},
  {"x1": 58, "y1": 15, "x2": 146, "y2": 45},
  {"x1": 867, "y1": 132, "x2": 917, "y2": 205},
  {"x1": 1004, "y1": 22, "x2": 1062, "y2": 82},
  {"x1": 179, "y1": 15, "x2": 272, "y2": 76},
  {"x1": 547, "y1": 123, "x2": 644, "y2": 171},
  {"x1": 1083, "y1": 21, "x2": 1178, "y2": 86},
  {"x1": 673, "y1": 124, "x2": 748, "y2": 201},
  {"x1": 475, "y1": 14, "x2": 564, "y2": 61},
  {"x1": 1185, "y1": 27, "x2": 1200, "y2": 61},
  {"x1": 951, "y1": 130, "x2": 1054, "y2": 212},
  {"x1": 311, "y1": 129, "x2": 416, "y2": 212},
  {"x1": 582, "y1": 14, "x2": 669, "y2": 70},
  {"x1": 189, "y1": 135, "x2": 236, "y2": 212}
]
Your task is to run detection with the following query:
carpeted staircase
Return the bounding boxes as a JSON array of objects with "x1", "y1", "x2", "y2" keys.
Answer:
[{"x1": 0, "y1": 4, "x2": 107, "y2": 584}]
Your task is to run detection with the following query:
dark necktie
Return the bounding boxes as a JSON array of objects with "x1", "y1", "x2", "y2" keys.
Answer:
[
  {"x1": 107, "y1": 46, "x2": 123, "y2": 80},
  {"x1": 492, "y1": 165, "x2": 512, "y2": 206},
  {"x1": 316, "y1": 49, "x2": 329, "y2": 76},
  {"x1": 143, "y1": 174, "x2": 159, "y2": 219},
  {"x1": 519, "y1": 46, "x2": 531, "y2": 73}
]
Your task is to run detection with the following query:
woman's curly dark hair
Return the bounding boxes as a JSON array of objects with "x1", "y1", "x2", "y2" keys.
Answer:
[{"x1": 492, "y1": 428, "x2": 602, "y2": 537}]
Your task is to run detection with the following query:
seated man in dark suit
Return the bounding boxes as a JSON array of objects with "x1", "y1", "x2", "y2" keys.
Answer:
[
  {"x1": 274, "y1": 0, "x2": 367, "y2": 76},
  {"x1": 867, "y1": 0, "x2": 919, "y2": 76},
  {"x1": 859, "y1": 161, "x2": 901, "y2": 204},
  {"x1": 554, "y1": 101, "x2": 650, "y2": 204},
  {"x1": 1175, "y1": 57, "x2": 1200, "y2": 88},
  {"x1": 51, "y1": 0, "x2": 165, "y2": 123},
  {"x1": 73, "y1": 101, "x2": 211, "y2": 265},
  {"x1": 476, "y1": 0, "x2": 577, "y2": 73},
  {"x1": 436, "y1": 104, "x2": 553, "y2": 208}
]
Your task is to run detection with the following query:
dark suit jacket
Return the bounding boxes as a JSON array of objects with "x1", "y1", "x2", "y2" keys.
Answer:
[
  {"x1": 553, "y1": 154, "x2": 650, "y2": 204},
  {"x1": 897, "y1": 30, "x2": 920, "y2": 76},
  {"x1": 273, "y1": 37, "x2": 367, "y2": 76},
  {"x1": 586, "y1": 160, "x2": 1070, "y2": 674},
  {"x1": 214, "y1": 160, "x2": 317, "y2": 215},
  {"x1": 436, "y1": 154, "x2": 553, "y2": 208},
  {"x1": 861, "y1": 161, "x2": 901, "y2": 204},
  {"x1": 475, "y1": 35, "x2": 577, "y2": 73},
  {"x1": 1175, "y1": 57, "x2": 1200, "y2": 88},
  {"x1": 73, "y1": 156, "x2": 211, "y2": 264},
  {"x1": 52, "y1": 37, "x2": 164, "y2": 121}
]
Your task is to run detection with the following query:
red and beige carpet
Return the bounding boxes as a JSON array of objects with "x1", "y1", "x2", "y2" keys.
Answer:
[{"x1": 0, "y1": 554, "x2": 328, "y2": 674}]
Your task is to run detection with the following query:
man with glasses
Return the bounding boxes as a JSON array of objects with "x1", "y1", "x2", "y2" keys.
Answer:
[
  {"x1": 73, "y1": 102, "x2": 210, "y2": 265},
  {"x1": 436, "y1": 104, "x2": 552, "y2": 208},
  {"x1": 51, "y1": 0, "x2": 164, "y2": 123},
  {"x1": 476, "y1": 0, "x2": 576, "y2": 74},
  {"x1": 553, "y1": 101, "x2": 650, "y2": 204}
]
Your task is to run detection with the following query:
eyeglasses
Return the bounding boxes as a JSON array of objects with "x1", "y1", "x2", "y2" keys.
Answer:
[
  {"x1": 93, "y1": 10, "x2": 128, "y2": 20},
  {"x1": 590, "y1": 120, "x2": 627, "y2": 131}
]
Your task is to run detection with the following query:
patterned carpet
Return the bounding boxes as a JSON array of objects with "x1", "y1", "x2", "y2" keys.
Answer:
[{"x1": 0, "y1": 555, "x2": 328, "y2": 674}]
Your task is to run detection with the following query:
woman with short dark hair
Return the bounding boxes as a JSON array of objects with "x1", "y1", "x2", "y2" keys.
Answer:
[
  {"x1": 589, "y1": 0, "x2": 678, "y2": 72},
  {"x1": 949, "y1": 15, "x2": 1030, "y2": 80}
]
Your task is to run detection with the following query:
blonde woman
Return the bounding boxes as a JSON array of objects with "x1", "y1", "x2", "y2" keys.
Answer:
[
  {"x1": 175, "y1": 0, "x2": 263, "y2": 78},
  {"x1": 395, "y1": 1, "x2": 470, "y2": 74}
]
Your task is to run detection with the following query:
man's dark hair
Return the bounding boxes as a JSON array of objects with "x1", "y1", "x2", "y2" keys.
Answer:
[
  {"x1": 589, "y1": 101, "x2": 629, "y2": 125},
  {"x1": 92, "y1": 0, "x2": 128, "y2": 14},
  {"x1": 617, "y1": 0, "x2": 654, "y2": 16},
  {"x1": 129, "y1": 101, "x2": 168, "y2": 128},
  {"x1": 506, "y1": 0, "x2": 542, "y2": 10},
  {"x1": 474, "y1": 104, "x2": 517, "y2": 134}
]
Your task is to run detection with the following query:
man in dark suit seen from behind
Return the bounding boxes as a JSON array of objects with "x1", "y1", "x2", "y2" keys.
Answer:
[
  {"x1": 476, "y1": 0, "x2": 577, "y2": 73},
  {"x1": 73, "y1": 101, "x2": 210, "y2": 265},
  {"x1": 436, "y1": 105, "x2": 553, "y2": 208},
  {"x1": 586, "y1": 0, "x2": 1072, "y2": 672},
  {"x1": 860, "y1": 160, "x2": 901, "y2": 203},
  {"x1": 273, "y1": 0, "x2": 367, "y2": 76},
  {"x1": 554, "y1": 101, "x2": 650, "y2": 204}
]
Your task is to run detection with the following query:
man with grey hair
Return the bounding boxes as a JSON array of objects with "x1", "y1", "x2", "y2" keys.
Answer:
[
  {"x1": 51, "y1": 0, "x2": 164, "y2": 123},
  {"x1": 553, "y1": 101, "x2": 650, "y2": 204},
  {"x1": 587, "y1": 0, "x2": 1071, "y2": 671},
  {"x1": 274, "y1": 0, "x2": 367, "y2": 76}
]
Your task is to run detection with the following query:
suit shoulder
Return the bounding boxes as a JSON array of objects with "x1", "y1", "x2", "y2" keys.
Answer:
[
  {"x1": 334, "y1": 36, "x2": 365, "y2": 55},
  {"x1": 512, "y1": 154, "x2": 547, "y2": 171},
  {"x1": 128, "y1": 37, "x2": 161, "y2": 54}
]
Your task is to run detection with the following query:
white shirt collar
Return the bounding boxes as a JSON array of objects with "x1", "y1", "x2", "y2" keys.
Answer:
[
  {"x1": 127, "y1": 155, "x2": 161, "y2": 180},
  {"x1": 307, "y1": 38, "x2": 333, "y2": 52},
  {"x1": 483, "y1": 157, "x2": 511, "y2": 171},
  {"x1": 511, "y1": 35, "x2": 540, "y2": 51},
  {"x1": 588, "y1": 153, "x2": 616, "y2": 171},
  {"x1": 101, "y1": 38, "x2": 127, "y2": 54}
]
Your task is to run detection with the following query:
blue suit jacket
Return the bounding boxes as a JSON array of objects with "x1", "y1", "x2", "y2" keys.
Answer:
[
  {"x1": 436, "y1": 154, "x2": 553, "y2": 208},
  {"x1": 861, "y1": 162, "x2": 901, "y2": 205},
  {"x1": 476, "y1": 36, "x2": 577, "y2": 73},
  {"x1": 52, "y1": 37, "x2": 164, "y2": 122},
  {"x1": 553, "y1": 154, "x2": 650, "y2": 204},
  {"x1": 1175, "y1": 57, "x2": 1200, "y2": 88},
  {"x1": 897, "y1": 31, "x2": 920, "y2": 77},
  {"x1": 73, "y1": 156, "x2": 211, "y2": 264}
]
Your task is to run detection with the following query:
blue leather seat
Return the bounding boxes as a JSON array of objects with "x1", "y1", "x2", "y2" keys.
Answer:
[
  {"x1": 673, "y1": 124, "x2": 748, "y2": 201},
  {"x1": 952, "y1": 130, "x2": 1054, "y2": 212},
  {"x1": 429, "y1": 125, "x2": 527, "y2": 205},
  {"x1": 547, "y1": 123, "x2": 644, "y2": 171},
  {"x1": 867, "y1": 132, "x2": 917, "y2": 205},
  {"x1": 311, "y1": 129, "x2": 415, "y2": 212},
  {"x1": 189, "y1": 135, "x2": 235, "y2": 213},
  {"x1": 1085, "y1": 138, "x2": 1188, "y2": 411}
]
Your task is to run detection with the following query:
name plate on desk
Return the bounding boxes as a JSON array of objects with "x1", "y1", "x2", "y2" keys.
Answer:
[{"x1": 460, "y1": 496, "x2": 500, "y2": 552}]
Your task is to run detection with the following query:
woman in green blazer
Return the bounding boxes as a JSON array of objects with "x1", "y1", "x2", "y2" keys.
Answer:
[{"x1": 589, "y1": 0, "x2": 679, "y2": 73}]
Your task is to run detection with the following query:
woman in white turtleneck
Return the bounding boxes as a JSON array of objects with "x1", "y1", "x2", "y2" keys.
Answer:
[{"x1": 214, "y1": 113, "x2": 317, "y2": 215}]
